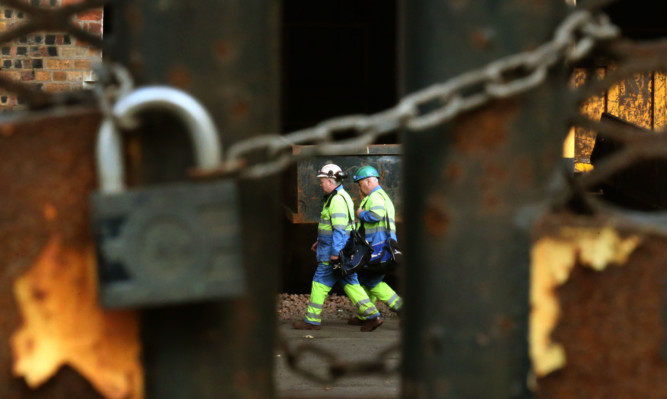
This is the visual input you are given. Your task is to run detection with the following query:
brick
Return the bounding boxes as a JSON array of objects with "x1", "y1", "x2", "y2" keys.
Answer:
[
  {"x1": 60, "y1": 47, "x2": 88, "y2": 58},
  {"x1": 21, "y1": 71, "x2": 35, "y2": 81},
  {"x1": 1, "y1": 47, "x2": 9, "y2": 55},
  {"x1": 32, "y1": 59, "x2": 43, "y2": 68},
  {"x1": 45, "y1": 35, "x2": 56, "y2": 45},
  {"x1": 44, "y1": 83, "x2": 71, "y2": 92},
  {"x1": 35, "y1": 71, "x2": 51, "y2": 81},
  {"x1": 76, "y1": 9, "x2": 102, "y2": 21},
  {"x1": 88, "y1": 48, "x2": 102, "y2": 58},
  {"x1": 86, "y1": 22, "x2": 102, "y2": 35},
  {"x1": 47, "y1": 46, "x2": 57, "y2": 56},
  {"x1": 53, "y1": 71, "x2": 66, "y2": 81},
  {"x1": 72, "y1": 59, "x2": 91, "y2": 70},
  {"x1": 2, "y1": 60, "x2": 10, "y2": 68},
  {"x1": 0, "y1": 71, "x2": 19, "y2": 80},
  {"x1": 16, "y1": 47, "x2": 27, "y2": 56},
  {"x1": 0, "y1": 22, "x2": 6, "y2": 31},
  {"x1": 67, "y1": 71, "x2": 84, "y2": 81},
  {"x1": 44, "y1": 59, "x2": 71, "y2": 69},
  {"x1": 62, "y1": 0, "x2": 86, "y2": 5}
]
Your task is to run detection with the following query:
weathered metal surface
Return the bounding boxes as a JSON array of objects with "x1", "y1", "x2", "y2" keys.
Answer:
[
  {"x1": 532, "y1": 213, "x2": 667, "y2": 398},
  {"x1": 656, "y1": 73, "x2": 667, "y2": 131},
  {"x1": 402, "y1": 1, "x2": 568, "y2": 397},
  {"x1": 572, "y1": 68, "x2": 606, "y2": 165},
  {"x1": 575, "y1": 68, "x2": 665, "y2": 165},
  {"x1": 285, "y1": 144, "x2": 402, "y2": 224},
  {"x1": 109, "y1": 1, "x2": 280, "y2": 398},
  {"x1": 608, "y1": 71, "x2": 653, "y2": 130},
  {"x1": 0, "y1": 107, "x2": 142, "y2": 399}
]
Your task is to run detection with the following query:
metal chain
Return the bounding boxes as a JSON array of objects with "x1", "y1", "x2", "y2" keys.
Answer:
[
  {"x1": 277, "y1": 332, "x2": 401, "y2": 385},
  {"x1": 216, "y1": 9, "x2": 620, "y2": 179},
  {"x1": 266, "y1": 11, "x2": 617, "y2": 382}
]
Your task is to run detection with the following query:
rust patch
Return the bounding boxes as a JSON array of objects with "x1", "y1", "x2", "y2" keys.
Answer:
[
  {"x1": 234, "y1": 370, "x2": 249, "y2": 390},
  {"x1": 1, "y1": 123, "x2": 15, "y2": 137},
  {"x1": 30, "y1": 286, "x2": 47, "y2": 302},
  {"x1": 530, "y1": 223, "x2": 641, "y2": 378},
  {"x1": 423, "y1": 200, "x2": 449, "y2": 238},
  {"x1": 483, "y1": 162, "x2": 508, "y2": 181},
  {"x1": 453, "y1": 100, "x2": 518, "y2": 155},
  {"x1": 538, "y1": 234, "x2": 667, "y2": 398},
  {"x1": 215, "y1": 40, "x2": 234, "y2": 63},
  {"x1": 446, "y1": 162, "x2": 462, "y2": 182},
  {"x1": 469, "y1": 27, "x2": 494, "y2": 50},
  {"x1": 483, "y1": 195, "x2": 500, "y2": 212},
  {"x1": 231, "y1": 99, "x2": 250, "y2": 119},
  {"x1": 43, "y1": 203, "x2": 57, "y2": 221},
  {"x1": 517, "y1": 157, "x2": 534, "y2": 189},
  {"x1": 168, "y1": 66, "x2": 191, "y2": 89},
  {"x1": 11, "y1": 236, "x2": 143, "y2": 399},
  {"x1": 0, "y1": 108, "x2": 143, "y2": 398}
]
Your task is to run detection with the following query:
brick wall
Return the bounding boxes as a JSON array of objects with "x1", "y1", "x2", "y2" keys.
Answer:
[{"x1": 0, "y1": 0, "x2": 102, "y2": 111}]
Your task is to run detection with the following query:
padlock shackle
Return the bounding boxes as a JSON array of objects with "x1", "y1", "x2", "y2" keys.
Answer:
[{"x1": 97, "y1": 87, "x2": 223, "y2": 194}]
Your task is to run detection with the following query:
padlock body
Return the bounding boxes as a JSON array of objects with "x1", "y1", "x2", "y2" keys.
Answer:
[{"x1": 91, "y1": 180, "x2": 245, "y2": 308}]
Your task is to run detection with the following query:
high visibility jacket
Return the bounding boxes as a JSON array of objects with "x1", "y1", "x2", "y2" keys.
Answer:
[
  {"x1": 357, "y1": 186, "x2": 397, "y2": 246},
  {"x1": 316, "y1": 185, "x2": 354, "y2": 262}
]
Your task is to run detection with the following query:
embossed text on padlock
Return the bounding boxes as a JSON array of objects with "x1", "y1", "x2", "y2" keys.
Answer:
[{"x1": 91, "y1": 86, "x2": 245, "y2": 309}]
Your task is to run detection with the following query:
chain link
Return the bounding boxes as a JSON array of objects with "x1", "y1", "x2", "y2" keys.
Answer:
[
  {"x1": 277, "y1": 332, "x2": 400, "y2": 385},
  {"x1": 216, "y1": 10, "x2": 619, "y2": 179}
]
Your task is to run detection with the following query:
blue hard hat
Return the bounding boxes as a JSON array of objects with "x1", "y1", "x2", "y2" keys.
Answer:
[{"x1": 353, "y1": 165, "x2": 380, "y2": 182}]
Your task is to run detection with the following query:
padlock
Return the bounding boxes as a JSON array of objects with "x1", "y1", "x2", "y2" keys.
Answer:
[{"x1": 90, "y1": 86, "x2": 245, "y2": 308}]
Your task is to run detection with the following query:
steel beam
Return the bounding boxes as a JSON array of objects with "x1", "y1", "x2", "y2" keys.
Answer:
[
  {"x1": 109, "y1": 1, "x2": 280, "y2": 398},
  {"x1": 402, "y1": 1, "x2": 568, "y2": 397}
]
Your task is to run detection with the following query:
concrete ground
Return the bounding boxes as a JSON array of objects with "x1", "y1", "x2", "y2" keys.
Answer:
[{"x1": 275, "y1": 319, "x2": 402, "y2": 398}]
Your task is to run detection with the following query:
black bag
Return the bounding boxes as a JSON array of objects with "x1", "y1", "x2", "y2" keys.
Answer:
[
  {"x1": 335, "y1": 228, "x2": 373, "y2": 276},
  {"x1": 364, "y1": 237, "x2": 402, "y2": 274},
  {"x1": 361, "y1": 203, "x2": 402, "y2": 275},
  {"x1": 332, "y1": 192, "x2": 373, "y2": 276}
]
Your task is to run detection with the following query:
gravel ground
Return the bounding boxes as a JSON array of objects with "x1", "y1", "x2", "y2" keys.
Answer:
[{"x1": 277, "y1": 293, "x2": 399, "y2": 321}]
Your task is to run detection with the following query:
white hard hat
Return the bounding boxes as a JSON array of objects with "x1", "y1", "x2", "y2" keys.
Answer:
[{"x1": 316, "y1": 163, "x2": 347, "y2": 180}]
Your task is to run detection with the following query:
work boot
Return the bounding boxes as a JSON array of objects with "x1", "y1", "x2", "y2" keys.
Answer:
[
  {"x1": 292, "y1": 320, "x2": 321, "y2": 330},
  {"x1": 360, "y1": 316, "x2": 383, "y2": 332},
  {"x1": 347, "y1": 315, "x2": 364, "y2": 326}
]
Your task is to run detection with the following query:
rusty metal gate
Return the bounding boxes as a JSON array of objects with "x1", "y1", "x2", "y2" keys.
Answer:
[{"x1": 1, "y1": 0, "x2": 667, "y2": 398}]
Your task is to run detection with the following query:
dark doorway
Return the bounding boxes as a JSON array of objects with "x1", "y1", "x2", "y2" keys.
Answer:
[
  {"x1": 281, "y1": 0, "x2": 398, "y2": 137},
  {"x1": 280, "y1": 1, "x2": 399, "y2": 293}
]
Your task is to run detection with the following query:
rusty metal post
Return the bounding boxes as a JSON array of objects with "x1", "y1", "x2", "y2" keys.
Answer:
[
  {"x1": 109, "y1": 1, "x2": 280, "y2": 398},
  {"x1": 401, "y1": 1, "x2": 568, "y2": 397}
]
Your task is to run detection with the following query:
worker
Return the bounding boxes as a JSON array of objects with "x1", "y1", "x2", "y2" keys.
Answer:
[
  {"x1": 348, "y1": 165, "x2": 403, "y2": 326},
  {"x1": 292, "y1": 163, "x2": 384, "y2": 332}
]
